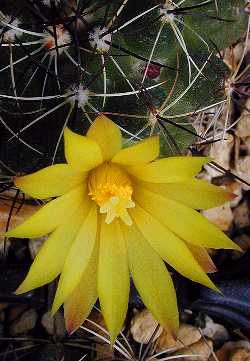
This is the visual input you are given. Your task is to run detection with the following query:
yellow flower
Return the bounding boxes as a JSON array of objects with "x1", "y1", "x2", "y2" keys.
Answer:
[{"x1": 7, "y1": 115, "x2": 239, "y2": 343}]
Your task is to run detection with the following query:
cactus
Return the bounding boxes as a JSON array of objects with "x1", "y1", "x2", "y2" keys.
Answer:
[
  {"x1": 0, "y1": 0, "x2": 248, "y2": 174},
  {"x1": 0, "y1": 0, "x2": 249, "y2": 347}
]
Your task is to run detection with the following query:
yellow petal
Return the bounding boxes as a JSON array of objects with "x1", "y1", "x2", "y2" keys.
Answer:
[
  {"x1": 98, "y1": 218, "x2": 129, "y2": 344},
  {"x1": 52, "y1": 204, "x2": 97, "y2": 314},
  {"x1": 64, "y1": 127, "x2": 103, "y2": 172},
  {"x1": 87, "y1": 115, "x2": 122, "y2": 160},
  {"x1": 6, "y1": 184, "x2": 86, "y2": 238},
  {"x1": 186, "y1": 244, "x2": 217, "y2": 274},
  {"x1": 112, "y1": 136, "x2": 159, "y2": 166},
  {"x1": 64, "y1": 241, "x2": 98, "y2": 334},
  {"x1": 134, "y1": 186, "x2": 240, "y2": 250},
  {"x1": 122, "y1": 223, "x2": 179, "y2": 335},
  {"x1": 131, "y1": 204, "x2": 218, "y2": 291},
  {"x1": 126, "y1": 156, "x2": 211, "y2": 183},
  {"x1": 16, "y1": 197, "x2": 90, "y2": 294},
  {"x1": 135, "y1": 179, "x2": 234, "y2": 209},
  {"x1": 15, "y1": 164, "x2": 85, "y2": 199}
]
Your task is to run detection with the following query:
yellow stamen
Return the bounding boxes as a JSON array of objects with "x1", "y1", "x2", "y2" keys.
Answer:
[{"x1": 88, "y1": 162, "x2": 135, "y2": 225}]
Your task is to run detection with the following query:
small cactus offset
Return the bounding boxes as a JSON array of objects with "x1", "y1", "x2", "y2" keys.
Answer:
[{"x1": 0, "y1": 0, "x2": 249, "y2": 345}]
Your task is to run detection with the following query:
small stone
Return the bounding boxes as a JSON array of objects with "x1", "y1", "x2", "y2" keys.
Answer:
[
  {"x1": 156, "y1": 324, "x2": 201, "y2": 352},
  {"x1": 10, "y1": 309, "x2": 38, "y2": 335},
  {"x1": 155, "y1": 329, "x2": 177, "y2": 350},
  {"x1": 206, "y1": 134, "x2": 234, "y2": 178},
  {"x1": 216, "y1": 341, "x2": 235, "y2": 361},
  {"x1": 29, "y1": 237, "x2": 46, "y2": 259},
  {"x1": 233, "y1": 201, "x2": 250, "y2": 229},
  {"x1": 235, "y1": 156, "x2": 250, "y2": 190},
  {"x1": 244, "y1": 137, "x2": 250, "y2": 154},
  {"x1": 9, "y1": 305, "x2": 27, "y2": 322},
  {"x1": 54, "y1": 312, "x2": 66, "y2": 339},
  {"x1": 201, "y1": 316, "x2": 229, "y2": 343},
  {"x1": 202, "y1": 203, "x2": 233, "y2": 231},
  {"x1": 41, "y1": 311, "x2": 65, "y2": 339},
  {"x1": 41, "y1": 312, "x2": 54, "y2": 335},
  {"x1": 236, "y1": 113, "x2": 250, "y2": 138},
  {"x1": 131, "y1": 309, "x2": 163, "y2": 344},
  {"x1": 230, "y1": 348, "x2": 250, "y2": 361},
  {"x1": 173, "y1": 339, "x2": 213, "y2": 361},
  {"x1": 216, "y1": 341, "x2": 250, "y2": 361},
  {"x1": 177, "y1": 324, "x2": 202, "y2": 349}
]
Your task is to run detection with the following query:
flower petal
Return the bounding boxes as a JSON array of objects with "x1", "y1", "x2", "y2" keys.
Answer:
[
  {"x1": 64, "y1": 241, "x2": 98, "y2": 334},
  {"x1": 126, "y1": 157, "x2": 211, "y2": 183},
  {"x1": 6, "y1": 184, "x2": 86, "y2": 238},
  {"x1": 131, "y1": 204, "x2": 218, "y2": 291},
  {"x1": 135, "y1": 179, "x2": 234, "y2": 209},
  {"x1": 122, "y1": 223, "x2": 179, "y2": 336},
  {"x1": 15, "y1": 164, "x2": 85, "y2": 199},
  {"x1": 52, "y1": 204, "x2": 97, "y2": 314},
  {"x1": 134, "y1": 186, "x2": 240, "y2": 250},
  {"x1": 186, "y1": 244, "x2": 217, "y2": 273},
  {"x1": 98, "y1": 218, "x2": 129, "y2": 344},
  {"x1": 112, "y1": 136, "x2": 159, "y2": 166},
  {"x1": 64, "y1": 127, "x2": 103, "y2": 172},
  {"x1": 87, "y1": 115, "x2": 122, "y2": 161},
  {"x1": 15, "y1": 197, "x2": 90, "y2": 294}
]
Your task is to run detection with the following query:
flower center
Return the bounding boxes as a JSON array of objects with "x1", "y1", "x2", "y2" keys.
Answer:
[{"x1": 88, "y1": 162, "x2": 135, "y2": 226}]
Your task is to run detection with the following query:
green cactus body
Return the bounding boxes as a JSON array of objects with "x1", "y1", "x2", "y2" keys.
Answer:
[{"x1": 0, "y1": 0, "x2": 247, "y2": 167}]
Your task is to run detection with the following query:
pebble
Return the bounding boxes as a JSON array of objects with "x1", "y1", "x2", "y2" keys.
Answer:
[
  {"x1": 206, "y1": 134, "x2": 234, "y2": 178},
  {"x1": 131, "y1": 309, "x2": 163, "y2": 344},
  {"x1": 9, "y1": 305, "x2": 27, "y2": 322},
  {"x1": 216, "y1": 341, "x2": 250, "y2": 361},
  {"x1": 244, "y1": 137, "x2": 250, "y2": 154},
  {"x1": 236, "y1": 113, "x2": 250, "y2": 138},
  {"x1": 10, "y1": 308, "x2": 38, "y2": 335},
  {"x1": 156, "y1": 323, "x2": 202, "y2": 352},
  {"x1": 233, "y1": 201, "x2": 250, "y2": 229},
  {"x1": 230, "y1": 348, "x2": 250, "y2": 361},
  {"x1": 202, "y1": 203, "x2": 233, "y2": 231},
  {"x1": 173, "y1": 339, "x2": 213, "y2": 361},
  {"x1": 41, "y1": 311, "x2": 66, "y2": 339},
  {"x1": 235, "y1": 156, "x2": 250, "y2": 190},
  {"x1": 201, "y1": 316, "x2": 229, "y2": 344}
]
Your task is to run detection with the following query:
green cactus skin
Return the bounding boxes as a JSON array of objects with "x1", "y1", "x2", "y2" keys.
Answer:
[{"x1": 0, "y1": 0, "x2": 248, "y2": 172}]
